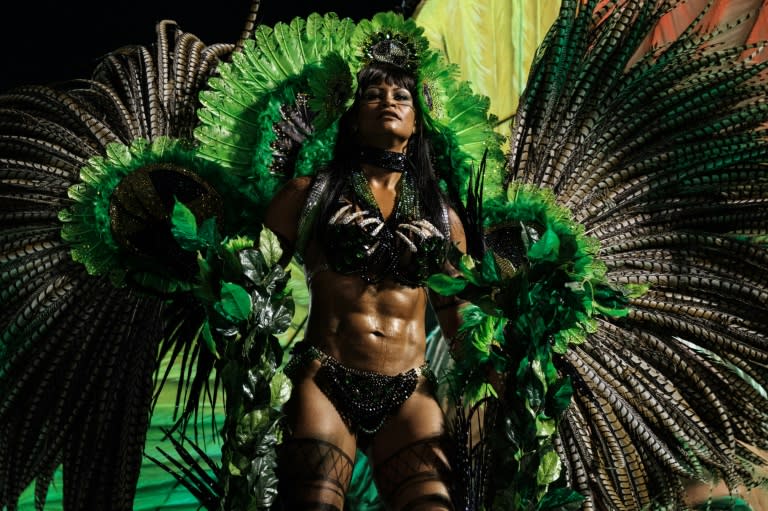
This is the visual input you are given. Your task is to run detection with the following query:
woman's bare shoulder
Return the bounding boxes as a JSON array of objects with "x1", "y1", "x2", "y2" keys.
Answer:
[
  {"x1": 264, "y1": 176, "x2": 315, "y2": 247},
  {"x1": 270, "y1": 176, "x2": 315, "y2": 211},
  {"x1": 276, "y1": 176, "x2": 313, "y2": 200}
]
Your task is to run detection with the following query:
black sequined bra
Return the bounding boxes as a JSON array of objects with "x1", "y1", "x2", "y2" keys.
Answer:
[{"x1": 297, "y1": 169, "x2": 449, "y2": 287}]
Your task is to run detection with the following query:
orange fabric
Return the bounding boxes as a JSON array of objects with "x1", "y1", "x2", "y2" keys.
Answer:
[
  {"x1": 745, "y1": 0, "x2": 768, "y2": 63},
  {"x1": 594, "y1": 0, "x2": 767, "y2": 65}
]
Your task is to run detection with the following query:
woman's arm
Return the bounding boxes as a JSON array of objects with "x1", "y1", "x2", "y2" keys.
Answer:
[
  {"x1": 431, "y1": 206, "x2": 505, "y2": 392},
  {"x1": 263, "y1": 176, "x2": 312, "y2": 266},
  {"x1": 429, "y1": 206, "x2": 469, "y2": 355}
]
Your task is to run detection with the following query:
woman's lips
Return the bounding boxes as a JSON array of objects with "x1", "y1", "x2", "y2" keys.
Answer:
[{"x1": 379, "y1": 111, "x2": 401, "y2": 120}]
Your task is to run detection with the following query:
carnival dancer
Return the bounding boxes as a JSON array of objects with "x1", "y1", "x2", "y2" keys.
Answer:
[{"x1": 265, "y1": 60, "x2": 466, "y2": 511}]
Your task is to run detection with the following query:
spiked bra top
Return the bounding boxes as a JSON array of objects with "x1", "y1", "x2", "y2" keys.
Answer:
[{"x1": 297, "y1": 164, "x2": 449, "y2": 287}]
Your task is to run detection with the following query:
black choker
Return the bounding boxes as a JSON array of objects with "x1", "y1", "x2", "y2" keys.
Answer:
[{"x1": 358, "y1": 147, "x2": 408, "y2": 172}]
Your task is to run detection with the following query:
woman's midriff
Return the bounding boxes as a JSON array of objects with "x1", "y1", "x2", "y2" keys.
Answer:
[{"x1": 303, "y1": 269, "x2": 429, "y2": 376}]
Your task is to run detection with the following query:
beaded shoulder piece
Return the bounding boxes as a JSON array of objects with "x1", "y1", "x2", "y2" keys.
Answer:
[{"x1": 296, "y1": 171, "x2": 332, "y2": 260}]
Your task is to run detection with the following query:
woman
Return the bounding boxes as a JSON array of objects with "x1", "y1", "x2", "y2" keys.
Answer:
[{"x1": 264, "y1": 61, "x2": 466, "y2": 510}]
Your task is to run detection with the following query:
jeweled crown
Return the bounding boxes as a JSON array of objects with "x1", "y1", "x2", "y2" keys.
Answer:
[{"x1": 362, "y1": 32, "x2": 420, "y2": 72}]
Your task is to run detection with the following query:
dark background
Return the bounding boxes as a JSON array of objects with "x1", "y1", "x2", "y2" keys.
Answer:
[{"x1": 0, "y1": 1, "x2": 417, "y2": 93}]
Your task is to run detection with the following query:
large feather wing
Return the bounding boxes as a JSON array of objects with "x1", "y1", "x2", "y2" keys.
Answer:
[
  {"x1": 503, "y1": 0, "x2": 768, "y2": 508},
  {"x1": 0, "y1": 21, "x2": 231, "y2": 510}
]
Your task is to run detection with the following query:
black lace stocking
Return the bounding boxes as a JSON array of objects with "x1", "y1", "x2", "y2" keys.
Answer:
[
  {"x1": 277, "y1": 437, "x2": 354, "y2": 510},
  {"x1": 374, "y1": 436, "x2": 454, "y2": 510}
]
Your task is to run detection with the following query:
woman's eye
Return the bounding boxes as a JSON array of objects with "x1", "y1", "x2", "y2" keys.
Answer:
[{"x1": 361, "y1": 88, "x2": 412, "y2": 104}]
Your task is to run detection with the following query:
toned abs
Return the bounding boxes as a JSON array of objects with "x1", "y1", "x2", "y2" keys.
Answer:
[{"x1": 304, "y1": 256, "x2": 430, "y2": 376}]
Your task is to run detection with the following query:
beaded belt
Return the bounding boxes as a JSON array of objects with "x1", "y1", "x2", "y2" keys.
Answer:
[{"x1": 285, "y1": 343, "x2": 436, "y2": 436}]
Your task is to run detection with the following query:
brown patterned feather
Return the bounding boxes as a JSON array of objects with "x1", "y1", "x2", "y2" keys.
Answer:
[{"x1": 0, "y1": 19, "x2": 232, "y2": 510}]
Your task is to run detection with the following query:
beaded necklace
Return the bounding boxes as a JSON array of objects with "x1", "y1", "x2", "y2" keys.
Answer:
[
  {"x1": 350, "y1": 167, "x2": 418, "y2": 223},
  {"x1": 358, "y1": 147, "x2": 409, "y2": 173}
]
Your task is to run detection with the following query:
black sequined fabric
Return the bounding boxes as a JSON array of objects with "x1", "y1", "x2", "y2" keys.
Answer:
[
  {"x1": 358, "y1": 146, "x2": 409, "y2": 172},
  {"x1": 285, "y1": 343, "x2": 435, "y2": 438},
  {"x1": 323, "y1": 169, "x2": 447, "y2": 287}
]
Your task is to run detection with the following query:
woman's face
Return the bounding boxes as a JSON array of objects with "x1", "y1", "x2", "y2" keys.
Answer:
[{"x1": 355, "y1": 80, "x2": 416, "y2": 152}]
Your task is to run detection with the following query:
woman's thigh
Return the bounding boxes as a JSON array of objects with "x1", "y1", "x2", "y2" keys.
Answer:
[
  {"x1": 369, "y1": 384, "x2": 453, "y2": 510},
  {"x1": 284, "y1": 367, "x2": 356, "y2": 450},
  {"x1": 279, "y1": 369, "x2": 358, "y2": 510}
]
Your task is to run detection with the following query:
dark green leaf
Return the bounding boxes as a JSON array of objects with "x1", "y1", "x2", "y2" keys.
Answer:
[
  {"x1": 193, "y1": 254, "x2": 217, "y2": 303},
  {"x1": 251, "y1": 453, "x2": 279, "y2": 508},
  {"x1": 536, "y1": 487, "x2": 585, "y2": 510},
  {"x1": 528, "y1": 226, "x2": 560, "y2": 262},
  {"x1": 271, "y1": 303, "x2": 294, "y2": 333},
  {"x1": 239, "y1": 249, "x2": 267, "y2": 284},
  {"x1": 457, "y1": 254, "x2": 481, "y2": 285},
  {"x1": 241, "y1": 368, "x2": 271, "y2": 407},
  {"x1": 551, "y1": 332, "x2": 570, "y2": 354},
  {"x1": 199, "y1": 320, "x2": 220, "y2": 359},
  {"x1": 546, "y1": 377, "x2": 574, "y2": 418},
  {"x1": 215, "y1": 325, "x2": 240, "y2": 343},
  {"x1": 171, "y1": 200, "x2": 203, "y2": 251},
  {"x1": 427, "y1": 273, "x2": 468, "y2": 295},
  {"x1": 503, "y1": 416, "x2": 520, "y2": 448},
  {"x1": 198, "y1": 217, "x2": 219, "y2": 247},
  {"x1": 236, "y1": 409, "x2": 270, "y2": 448},
  {"x1": 268, "y1": 335, "x2": 284, "y2": 368},
  {"x1": 535, "y1": 414, "x2": 556, "y2": 438},
  {"x1": 270, "y1": 372, "x2": 292, "y2": 409},
  {"x1": 536, "y1": 448, "x2": 561, "y2": 485},
  {"x1": 216, "y1": 282, "x2": 253, "y2": 322},
  {"x1": 259, "y1": 227, "x2": 283, "y2": 267},
  {"x1": 262, "y1": 265, "x2": 288, "y2": 295},
  {"x1": 220, "y1": 360, "x2": 242, "y2": 402},
  {"x1": 520, "y1": 358, "x2": 546, "y2": 410},
  {"x1": 693, "y1": 497, "x2": 753, "y2": 511},
  {"x1": 493, "y1": 488, "x2": 523, "y2": 510},
  {"x1": 481, "y1": 249, "x2": 501, "y2": 283},
  {"x1": 251, "y1": 291, "x2": 294, "y2": 335}
]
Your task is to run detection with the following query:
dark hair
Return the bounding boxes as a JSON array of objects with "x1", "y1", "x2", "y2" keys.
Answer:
[{"x1": 316, "y1": 62, "x2": 450, "y2": 237}]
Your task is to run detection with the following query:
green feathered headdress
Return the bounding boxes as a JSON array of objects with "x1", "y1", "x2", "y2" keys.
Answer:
[{"x1": 194, "y1": 11, "x2": 506, "y2": 207}]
